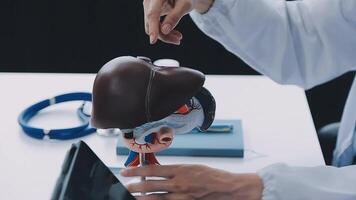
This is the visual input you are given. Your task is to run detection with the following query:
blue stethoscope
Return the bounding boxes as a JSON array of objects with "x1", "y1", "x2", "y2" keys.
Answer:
[{"x1": 18, "y1": 92, "x2": 98, "y2": 140}]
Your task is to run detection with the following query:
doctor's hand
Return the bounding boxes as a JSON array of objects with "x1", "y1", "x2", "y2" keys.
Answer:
[
  {"x1": 143, "y1": 0, "x2": 214, "y2": 45},
  {"x1": 121, "y1": 164, "x2": 263, "y2": 200}
]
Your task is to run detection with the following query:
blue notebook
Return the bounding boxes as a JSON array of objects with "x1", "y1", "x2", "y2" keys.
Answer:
[{"x1": 116, "y1": 120, "x2": 244, "y2": 157}]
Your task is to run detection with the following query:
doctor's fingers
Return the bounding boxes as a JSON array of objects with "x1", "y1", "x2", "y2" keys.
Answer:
[
  {"x1": 158, "y1": 29, "x2": 182, "y2": 45},
  {"x1": 161, "y1": 0, "x2": 193, "y2": 35},
  {"x1": 144, "y1": 0, "x2": 165, "y2": 44},
  {"x1": 121, "y1": 164, "x2": 179, "y2": 177},
  {"x1": 143, "y1": 0, "x2": 174, "y2": 35},
  {"x1": 127, "y1": 180, "x2": 174, "y2": 193},
  {"x1": 136, "y1": 193, "x2": 192, "y2": 200}
]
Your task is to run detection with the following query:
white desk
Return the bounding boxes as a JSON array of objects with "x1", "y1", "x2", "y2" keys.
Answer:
[{"x1": 0, "y1": 73, "x2": 324, "y2": 199}]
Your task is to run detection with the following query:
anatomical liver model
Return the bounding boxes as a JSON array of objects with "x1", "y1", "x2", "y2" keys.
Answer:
[{"x1": 91, "y1": 56, "x2": 215, "y2": 167}]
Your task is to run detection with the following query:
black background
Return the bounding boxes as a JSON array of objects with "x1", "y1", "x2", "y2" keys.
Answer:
[{"x1": 0, "y1": 0, "x2": 354, "y2": 130}]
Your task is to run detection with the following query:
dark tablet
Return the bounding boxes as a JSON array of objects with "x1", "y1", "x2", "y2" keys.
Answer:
[{"x1": 51, "y1": 141, "x2": 135, "y2": 200}]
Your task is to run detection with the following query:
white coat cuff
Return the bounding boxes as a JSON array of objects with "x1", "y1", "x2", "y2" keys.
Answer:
[
  {"x1": 257, "y1": 163, "x2": 286, "y2": 200},
  {"x1": 189, "y1": 0, "x2": 236, "y2": 35}
]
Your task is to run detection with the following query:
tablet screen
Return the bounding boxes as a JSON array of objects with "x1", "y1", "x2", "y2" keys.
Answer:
[{"x1": 52, "y1": 141, "x2": 135, "y2": 200}]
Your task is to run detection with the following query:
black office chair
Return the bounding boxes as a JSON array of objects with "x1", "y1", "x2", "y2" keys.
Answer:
[
  {"x1": 318, "y1": 122, "x2": 356, "y2": 165},
  {"x1": 318, "y1": 122, "x2": 340, "y2": 165}
]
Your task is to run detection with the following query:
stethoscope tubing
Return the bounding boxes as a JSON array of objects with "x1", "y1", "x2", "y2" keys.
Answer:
[{"x1": 18, "y1": 92, "x2": 96, "y2": 140}]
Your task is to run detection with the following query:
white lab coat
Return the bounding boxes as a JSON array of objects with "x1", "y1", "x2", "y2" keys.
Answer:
[{"x1": 190, "y1": 0, "x2": 356, "y2": 199}]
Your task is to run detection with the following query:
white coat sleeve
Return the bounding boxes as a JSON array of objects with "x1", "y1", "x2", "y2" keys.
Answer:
[
  {"x1": 190, "y1": 0, "x2": 356, "y2": 89},
  {"x1": 258, "y1": 164, "x2": 356, "y2": 200},
  {"x1": 190, "y1": 1, "x2": 356, "y2": 199}
]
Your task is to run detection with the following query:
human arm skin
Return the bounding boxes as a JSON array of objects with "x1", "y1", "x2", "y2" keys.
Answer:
[
  {"x1": 121, "y1": 164, "x2": 263, "y2": 200},
  {"x1": 142, "y1": 0, "x2": 214, "y2": 45}
]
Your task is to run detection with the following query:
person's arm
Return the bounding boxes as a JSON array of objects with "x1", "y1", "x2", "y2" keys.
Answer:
[
  {"x1": 121, "y1": 163, "x2": 356, "y2": 200},
  {"x1": 121, "y1": 164, "x2": 264, "y2": 200},
  {"x1": 258, "y1": 164, "x2": 356, "y2": 200},
  {"x1": 142, "y1": 0, "x2": 214, "y2": 45},
  {"x1": 190, "y1": 0, "x2": 356, "y2": 89}
]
